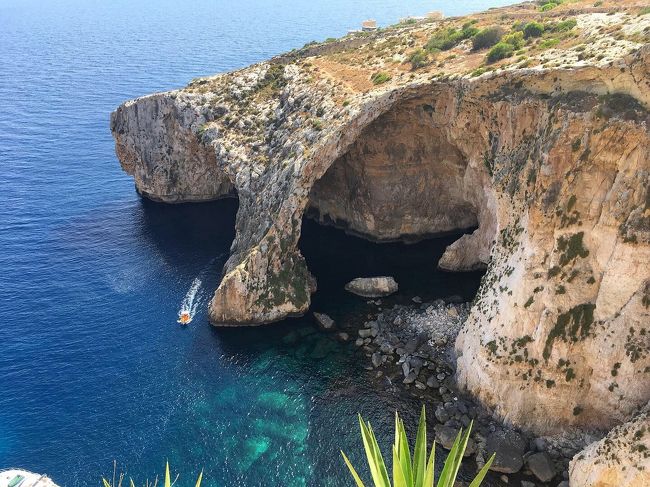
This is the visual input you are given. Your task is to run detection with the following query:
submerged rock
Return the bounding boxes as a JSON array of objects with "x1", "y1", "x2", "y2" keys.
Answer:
[
  {"x1": 336, "y1": 331, "x2": 349, "y2": 342},
  {"x1": 313, "y1": 312, "x2": 335, "y2": 330},
  {"x1": 344, "y1": 277, "x2": 398, "y2": 298}
]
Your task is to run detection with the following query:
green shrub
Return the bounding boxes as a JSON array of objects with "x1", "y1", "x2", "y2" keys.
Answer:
[
  {"x1": 342, "y1": 406, "x2": 495, "y2": 487},
  {"x1": 425, "y1": 28, "x2": 462, "y2": 51},
  {"x1": 503, "y1": 31, "x2": 525, "y2": 49},
  {"x1": 426, "y1": 25, "x2": 477, "y2": 51},
  {"x1": 553, "y1": 19, "x2": 577, "y2": 32},
  {"x1": 487, "y1": 42, "x2": 514, "y2": 63},
  {"x1": 640, "y1": 7, "x2": 650, "y2": 16},
  {"x1": 540, "y1": 2, "x2": 559, "y2": 11},
  {"x1": 409, "y1": 49, "x2": 429, "y2": 69},
  {"x1": 512, "y1": 21, "x2": 526, "y2": 32},
  {"x1": 371, "y1": 72, "x2": 391, "y2": 85},
  {"x1": 472, "y1": 26, "x2": 504, "y2": 50},
  {"x1": 471, "y1": 67, "x2": 488, "y2": 77},
  {"x1": 540, "y1": 38, "x2": 560, "y2": 49},
  {"x1": 523, "y1": 21, "x2": 545, "y2": 38}
]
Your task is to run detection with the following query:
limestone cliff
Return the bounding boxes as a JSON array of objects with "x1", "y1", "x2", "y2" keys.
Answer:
[
  {"x1": 570, "y1": 402, "x2": 650, "y2": 486},
  {"x1": 112, "y1": 1, "x2": 650, "y2": 483}
]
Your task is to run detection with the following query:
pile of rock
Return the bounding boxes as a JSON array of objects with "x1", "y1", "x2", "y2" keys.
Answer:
[{"x1": 348, "y1": 298, "x2": 583, "y2": 485}]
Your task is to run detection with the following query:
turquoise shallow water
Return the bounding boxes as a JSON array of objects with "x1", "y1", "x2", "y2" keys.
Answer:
[{"x1": 0, "y1": 0, "x2": 514, "y2": 485}]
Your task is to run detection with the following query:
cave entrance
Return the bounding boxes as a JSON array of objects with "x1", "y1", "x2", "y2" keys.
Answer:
[
  {"x1": 300, "y1": 93, "x2": 486, "y2": 318},
  {"x1": 298, "y1": 217, "x2": 484, "y2": 320},
  {"x1": 306, "y1": 95, "x2": 480, "y2": 243}
]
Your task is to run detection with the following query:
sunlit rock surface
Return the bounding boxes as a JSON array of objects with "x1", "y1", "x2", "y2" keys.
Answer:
[
  {"x1": 570, "y1": 403, "x2": 650, "y2": 487},
  {"x1": 111, "y1": 0, "x2": 650, "y2": 472}
]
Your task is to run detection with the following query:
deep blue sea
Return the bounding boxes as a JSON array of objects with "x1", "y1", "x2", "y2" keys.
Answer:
[{"x1": 0, "y1": 1, "x2": 513, "y2": 485}]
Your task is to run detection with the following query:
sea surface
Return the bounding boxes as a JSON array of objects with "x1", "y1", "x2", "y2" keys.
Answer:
[{"x1": 0, "y1": 1, "x2": 513, "y2": 485}]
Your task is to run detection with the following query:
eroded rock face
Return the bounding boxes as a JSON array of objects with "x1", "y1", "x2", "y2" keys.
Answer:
[
  {"x1": 308, "y1": 97, "x2": 480, "y2": 241},
  {"x1": 110, "y1": 93, "x2": 234, "y2": 202},
  {"x1": 111, "y1": 0, "x2": 650, "y2": 448},
  {"x1": 569, "y1": 403, "x2": 650, "y2": 487}
]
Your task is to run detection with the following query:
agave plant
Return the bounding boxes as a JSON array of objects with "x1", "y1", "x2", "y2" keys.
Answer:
[
  {"x1": 102, "y1": 461, "x2": 202, "y2": 487},
  {"x1": 341, "y1": 406, "x2": 495, "y2": 487}
]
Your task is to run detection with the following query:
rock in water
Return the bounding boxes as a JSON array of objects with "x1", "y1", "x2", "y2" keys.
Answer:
[
  {"x1": 344, "y1": 277, "x2": 398, "y2": 298},
  {"x1": 312, "y1": 312, "x2": 335, "y2": 330},
  {"x1": 371, "y1": 352, "x2": 383, "y2": 368}
]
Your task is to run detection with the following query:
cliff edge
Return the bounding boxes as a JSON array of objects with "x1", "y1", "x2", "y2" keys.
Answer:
[{"x1": 111, "y1": 1, "x2": 650, "y2": 483}]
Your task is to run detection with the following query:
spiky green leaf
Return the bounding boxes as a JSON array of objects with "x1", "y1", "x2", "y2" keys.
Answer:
[
  {"x1": 392, "y1": 444, "x2": 407, "y2": 487},
  {"x1": 412, "y1": 405, "x2": 427, "y2": 487},
  {"x1": 436, "y1": 428, "x2": 463, "y2": 487},
  {"x1": 342, "y1": 451, "x2": 367, "y2": 487},
  {"x1": 423, "y1": 441, "x2": 436, "y2": 487},
  {"x1": 449, "y1": 421, "x2": 473, "y2": 483},
  {"x1": 359, "y1": 415, "x2": 390, "y2": 487},
  {"x1": 468, "y1": 453, "x2": 496, "y2": 487},
  {"x1": 396, "y1": 417, "x2": 413, "y2": 485},
  {"x1": 164, "y1": 462, "x2": 171, "y2": 487}
]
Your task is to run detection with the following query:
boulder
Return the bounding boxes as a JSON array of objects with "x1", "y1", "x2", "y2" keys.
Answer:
[
  {"x1": 435, "y1": 425, "x2": 459, "y2": 450},
  {"x1": 435, "y1": 403, "x2": 450, "y2": 423},
  {"x1": 358, "y1": 328, "x2": 372, "y2": 338},
  {"x1": 526, "y1": 452, "x2": 556, "y2": 482},
  {"x1": 434, "y1": 425, "x2": 475, "y2": 456},
  {"x1": 344, "y1": 277, "x2": 398, "y2": 298},
  {"x1": 371, "y1": 352, "x2": 383, "y2": 368},
  {"x1": 486, "y1": 430, "x2": 526, "y2": 473},
  {"x1": 403, "y1": 371, "x2": 417, "y2": 384},
  {"x1": 570, "y1": 403, "x2": 650, "y2": 487},
  {"x1": 313, "y1": 312, "x2": 335, "y2": 330}
]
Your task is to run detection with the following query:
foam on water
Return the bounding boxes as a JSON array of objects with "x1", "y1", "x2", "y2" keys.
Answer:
[
  {"x1": 0, "y1": 0, "x2": 513, "y2": 484},
  {"x1": 178, "y1": 277, "x2": 202, "y2": 323}
]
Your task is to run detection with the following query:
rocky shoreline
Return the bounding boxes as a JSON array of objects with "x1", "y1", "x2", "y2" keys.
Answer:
[
  {"x1": 112, "y1": 0, "x2": 650, "y2": 482},
  {"x1": 317, "y1": 296, "x2": 600, "y2": 486}
]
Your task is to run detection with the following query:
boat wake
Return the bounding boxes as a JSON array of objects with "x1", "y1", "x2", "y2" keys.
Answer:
[
  {"x1": 177, "y1": 254, "x2": 226, "y2": 325},
  {"x1": 178, "y1": 277, "x2": 202, "y2": 324}
]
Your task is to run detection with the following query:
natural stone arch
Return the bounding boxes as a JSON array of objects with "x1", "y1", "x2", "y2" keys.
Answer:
[
  {"x1": 112, "y1": 45, "x2": 650, "y2": 437},
  {"x1": 307, "y1": 95, "x2": 481, "y2": 243}
]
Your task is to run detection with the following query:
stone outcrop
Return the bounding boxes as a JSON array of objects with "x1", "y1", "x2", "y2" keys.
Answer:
[
  {"x1": 111, "y1": 0, "x2": 650, "y2": 478},
  {"x1": 111, "y1": 93, "x2": 234, "y2": 202},
  {"x1": 344, "y1": 277, "x2": 398, "y2": 297},
  {"x1": 570, "y1": 403, "x2": 650, "y2": 486}
]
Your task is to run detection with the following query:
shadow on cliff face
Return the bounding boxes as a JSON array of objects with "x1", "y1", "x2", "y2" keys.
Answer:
[{"x1": 136, "y1": 196, "x2": 239, "y2": 285}]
